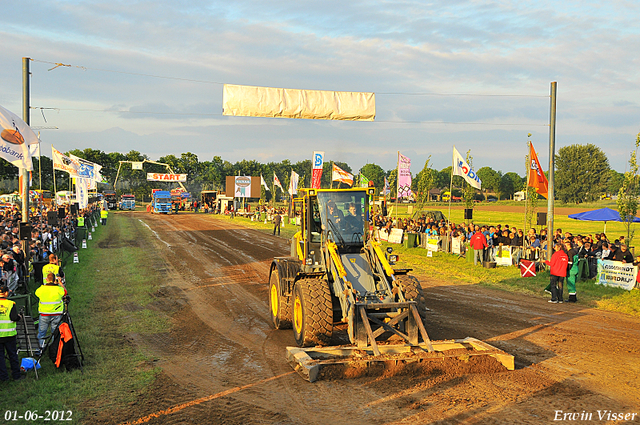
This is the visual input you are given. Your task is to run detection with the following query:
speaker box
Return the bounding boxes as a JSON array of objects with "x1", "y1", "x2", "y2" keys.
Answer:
[
  {"x1": 464, "y1": 208, "x2": 473, "y2": 220},
  {"x1": 70, "y1": 204, "x2": 79, "y2": 215},
  {"x1": 58, "y1": 207, "x2": 66, "y2": 219},
  {"x1": 537, "y1": 212, "x2": 547, "y2": 226},
  {"x1": 19, "y1": 223, "x2": 31, "y2": 241},
  {"x1": 47, "y1": 211, "x2": 58, "y2": 226}
]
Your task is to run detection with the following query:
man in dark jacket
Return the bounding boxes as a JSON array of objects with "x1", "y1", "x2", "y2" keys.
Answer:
[
  {"x1": 273, "y1": 213, "x2": 281, "y2": 236},
  {"x1": 613, "y1": 244, "x2": 634, "y2": 264}
]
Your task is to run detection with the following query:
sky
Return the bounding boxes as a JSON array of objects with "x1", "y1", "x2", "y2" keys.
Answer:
[{"x1": 1, "y1": 0, "x2": 640, "y2": 176}]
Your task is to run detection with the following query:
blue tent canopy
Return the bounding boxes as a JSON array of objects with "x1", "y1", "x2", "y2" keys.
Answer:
[{"x1": 568, "y1": 207, "x2": 640, "y2": 232}]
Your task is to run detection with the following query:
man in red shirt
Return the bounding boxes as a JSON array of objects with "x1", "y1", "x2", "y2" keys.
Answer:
[
  {"x1": 469, "y1": 226, "x2": 488, "y2": 266},
  {"x1": 545, "y1": 243, "x2": 568, "y2": 303}
]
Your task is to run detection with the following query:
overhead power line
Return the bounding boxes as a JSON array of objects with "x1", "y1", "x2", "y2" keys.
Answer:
[{"x1": 30, "y1": 58, "x2": 548, "y2": 98}]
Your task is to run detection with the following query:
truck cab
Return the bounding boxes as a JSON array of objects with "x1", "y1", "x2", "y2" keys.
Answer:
[{"x1": 119, "y1": 194, "x2": 136, "y2": 210}]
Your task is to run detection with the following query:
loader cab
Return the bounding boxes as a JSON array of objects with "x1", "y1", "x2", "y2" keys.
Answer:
[{"x1": 293, "y1": 188, "x2": 374, "y2": 270}]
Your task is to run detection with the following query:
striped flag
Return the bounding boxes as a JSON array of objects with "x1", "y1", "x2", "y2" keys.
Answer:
[{"x1": 331, "y1": 164, "x2": 353, "y2": 186}]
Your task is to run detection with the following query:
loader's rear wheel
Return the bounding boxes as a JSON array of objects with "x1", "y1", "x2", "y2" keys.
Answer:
[
  {"x1": 396, "y1": 275, "x2": 428, "y2": 319},
  {"x1": 269, "y1": 268, "x2": 292, "y2": 329},
  {"x1": 292, "y1": 279, "x2": 333, "y2": 347}
]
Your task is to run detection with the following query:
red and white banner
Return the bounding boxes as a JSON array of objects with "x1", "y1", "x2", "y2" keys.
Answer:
[
  {"x1": 311, "y1": 151, "x2": 324, "y2": 189},
  {"x1": 146, "y1": 173, "x2": 187, "y2": 182},
  {"x1": 331, "y1": 164, "x2": 353, "y2": 186}
]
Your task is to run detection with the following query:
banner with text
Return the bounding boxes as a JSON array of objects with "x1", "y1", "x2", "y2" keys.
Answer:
[
  {"x1": 596, "y1": 259, "x2": 638, "y2": 291},
  {"x1": 147, "y1": 173, "x2": 187, "y2": 182},
  {"x1": 234, "y1": 176, "x2": 252, "y2": 198},
  {"x1": 311, "y1": 151, "x2": 324, "y2": 189}
]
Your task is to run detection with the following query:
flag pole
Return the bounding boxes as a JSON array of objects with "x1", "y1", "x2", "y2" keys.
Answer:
[
  {"x1": 395, "y1": 151, "x2": 399, "y2": 224},
  {"x1": 448, "y1": 147, "x2": 454, "y2": 225},
  {"x1": 524, "y1": 141, "x2": 529, "y2": 255},
  {"x1": 330, "y1": 161, "x2": 334, "y2": 189}
]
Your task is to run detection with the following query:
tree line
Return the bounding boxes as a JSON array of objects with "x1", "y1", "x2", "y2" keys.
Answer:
[{"x1": 0, "y1": 143, "x2": 629, "y2": 204}]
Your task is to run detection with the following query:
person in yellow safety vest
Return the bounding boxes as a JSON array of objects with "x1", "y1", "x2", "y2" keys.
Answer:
[
  {"x1": 0, "y1": 284, "x2": 24, "y2": 381},
  {"x1": 42, "y1": 254, "x2": 64, "y2": 284},
  {"x1": 77, "y1": 215, "x2": 85, "y2": 227},
  {"x1": 35, "y1": 272, "x2": 67, "y2": 349},
  {"x1": 100, "y1": 208, "x2": 108, "y2": 225}
]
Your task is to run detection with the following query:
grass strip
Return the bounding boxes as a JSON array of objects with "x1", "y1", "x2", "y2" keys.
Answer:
[{"x1": 0, "y1": 214, "x2": 168, "y2": 423}]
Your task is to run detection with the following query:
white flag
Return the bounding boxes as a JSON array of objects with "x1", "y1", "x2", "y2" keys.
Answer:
[
  {"x1": 289, "y1": 170, "x2": 299, "y2": 195},
  {"x1": 0, "y1": 105, "x2": 38, "y2": 171},
  {"x1": 52, "y1": 146, "x2": 80, "y2": 176},
  {"x1": 274, "y1": 173, "x2": 284, "y2": 191},
  {"x1": 260, "y1": 174, "x2": 270, "y2": 191},
  {"x1": 452, "y1": 147, "x2": 481, "y2": 190},
  {"x1": 76, "y1": 177, "x2": 90, "y2": 209}
]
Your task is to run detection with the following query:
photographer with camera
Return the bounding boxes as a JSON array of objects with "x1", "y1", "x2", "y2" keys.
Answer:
[
  {"x1": 41, "y1": 254, "x2": 64, "y2": 284},
  {"x1": 0, "y1": 284, "x2": 23, "y2": 381},
  {"x1": 35, "y1": 272, "x2": 68, "y2": 350}
]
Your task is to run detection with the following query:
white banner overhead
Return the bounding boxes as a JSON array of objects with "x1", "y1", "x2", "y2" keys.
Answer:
[
  {"x1": 147, "y1": 173, "x2": 187, "y2": 182},
  {"x1": 222, "y1": 84, "x2": 376, "y2": 121}
]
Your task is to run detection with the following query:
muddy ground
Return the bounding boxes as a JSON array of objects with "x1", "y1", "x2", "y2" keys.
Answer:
[{"x1": 104, "y1": 212, "x2": 640, "y2": 424}]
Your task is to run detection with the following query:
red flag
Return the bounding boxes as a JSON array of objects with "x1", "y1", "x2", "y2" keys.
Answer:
[{"x1": 527, "y1": 142, "x2": 548, "y2": 199}]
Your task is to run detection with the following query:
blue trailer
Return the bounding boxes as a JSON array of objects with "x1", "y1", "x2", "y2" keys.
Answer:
[{"x1": 151, "y1": 191, "x2": 172, "y2": 214}]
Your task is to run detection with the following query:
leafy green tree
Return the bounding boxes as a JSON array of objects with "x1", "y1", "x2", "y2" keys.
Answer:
[
  {"x1": 387, "y1": 168, "x2": 397, "y2": 199},
  {"x1": 617, "y1": 133, "x2": 640, "y2": 245},
  {"x1": 360, "y1": 163, "x2": 385, "y2": 191},
  {"x1": 607, "y1": 170, "x2": 624, "y2": 195},
  {"x1": 415, "y1": 156, "x2": 434, "y2": 208},
  {"x1": 476, "y1": 166, "x2": 501, "y2": 197},
  {"x1": 499, "y1": 174, "x2": 515, "y2": 200},
  {"x1": 555, "y1": 144, "x2": 610, "y2": 203},
  {"x1": 504, "y1": 172, "x2": 524, "y2": 194},
  {"x1": 462, "y1": 151, "x2": 476, "y2": 211}
]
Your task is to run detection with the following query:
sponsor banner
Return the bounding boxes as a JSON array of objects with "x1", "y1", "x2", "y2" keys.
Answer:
[
  {"x1": 132, "y1": 162, "x2": 144, "y2": 170},
  {"x1": 289, "y1": 170, "x2": 299, "y2": 195},
  {"x1": 597, "y1": 259, "x2": 637, "y2": 291},
  {"x1": 75, "y1": 177, "x2": 90, "y2": 209},
  {"x1": 388, "y1": 228, "x2": 403, "y2": 244},
  {"x1": 52, "y1": 146, "x2": 79, "y2": 176},
  {"x1": 146, "y1": 173, "x2": 187, "y2": 182},
  {"x1": 398, "y1": 153, "x2": 412, "y2": 199},
  {"x1": 378, "y1": 228, "x2": 389, "y2": 241},
  {"x1": 234, "y1": 176, "x2": 252, "y2": 198},
  {"x1": 69, "y1": 154, "x2": 96, "y2": 180},
  {"x1": 311, "y1": 151, "x2": 324, "y2": 189},
  {"x1": 426, "y1": 236, "x2": 439, "y2": 252},
  {"x1": 0, "y1": 104, "x2": 38, "y2": 171},
  {"x1": 495, "y1": 246, "x2": 512, "y2": 266},
  {"x1": 453, "y1": 147, "x2": 481, "y2": 190}
]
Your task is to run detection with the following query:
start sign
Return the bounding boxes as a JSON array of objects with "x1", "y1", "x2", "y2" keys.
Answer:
[{"x1": 147, "y1": 173, "x2": 187, "y2": 182}]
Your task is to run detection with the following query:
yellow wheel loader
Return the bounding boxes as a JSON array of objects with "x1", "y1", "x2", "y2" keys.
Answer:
[{"x1": 269, "y1": 188, "x2": 513, "y2": 381}]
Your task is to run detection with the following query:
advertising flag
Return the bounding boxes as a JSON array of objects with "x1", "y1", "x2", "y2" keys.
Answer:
[
  {"x1": 359, "y1": 174, "x2": 370, "y2": 188},
  {"x1": 397, "y1": 152, "x2": 412, "y2": 199},
  {"x1": 0, "y1": 104, "x2": 38, "y2": 171},
  {"x1": 331, "y1": 164, "x2": 353, "y2": 186},
  {"x1": 75, "y1": 177, "x2": 90, "y2": 209},
  {"x1": 69, "y1": 153, "x2": 96, "y2": 181},
  {"x1": 260, "y1": 174, "x2": 270, "y2": 191},
  {"x1": 274, "y1": 173, "x2": 284, "y2": 192},
  {"x1": 52, "y1": 146, "x2": 79, "y2": 176},
  {"x1": 452, "y1": 147, "x2": 481, "y2": 190},
  {"x1": 289, "y1": 170, "x2": 300, "y2": 195},
  {"x1": 311, "y1": 151, "x2": 324, "y2": 189},
  {"x1": 383, "y1": 176, "x2": 390, "y2": 195},
  {"x1": 527, "y1": 142, "x2": 548, "y2": 199}
]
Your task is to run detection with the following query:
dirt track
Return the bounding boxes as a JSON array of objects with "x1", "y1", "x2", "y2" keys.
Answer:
[{"x1": 109, "y1": 212, "x2": 640, "y2": 424}]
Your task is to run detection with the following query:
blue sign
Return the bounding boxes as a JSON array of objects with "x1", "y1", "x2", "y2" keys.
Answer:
[{"x1": 314, "y1": 153, "x2": 323, "y2": 167}]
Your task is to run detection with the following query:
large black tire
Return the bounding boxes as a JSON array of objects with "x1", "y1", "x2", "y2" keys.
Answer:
[
  {"x1": 292, "y1": 279, "x2": 333, "y2": 347},
  {"x1": 395, "y1": 275, "x2": 428, "y2": 319},
  {"x1": 269, "y1": 267, "x2": 292, "y2": 329}
]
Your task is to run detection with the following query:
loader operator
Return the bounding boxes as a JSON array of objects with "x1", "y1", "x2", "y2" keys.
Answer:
[
  {"x1": 326, "y1": 200, "x2": 343, "y2": 229},
  {"x1": 343, "y1": 202, "x2": 364, "y2": 233}
]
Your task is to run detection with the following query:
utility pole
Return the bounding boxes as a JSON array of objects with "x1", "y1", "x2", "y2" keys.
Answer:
[
  {"x1": 21, "y1": 57, "x2": 31, "y2": 259},
  {"x1": 546, "y1": 82, "x2": 557, "y2": 260}
]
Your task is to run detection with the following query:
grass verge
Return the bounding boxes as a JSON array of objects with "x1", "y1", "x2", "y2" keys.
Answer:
[{"x1": 0, "y1": 213, "x2": 169, "y2": 423}]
